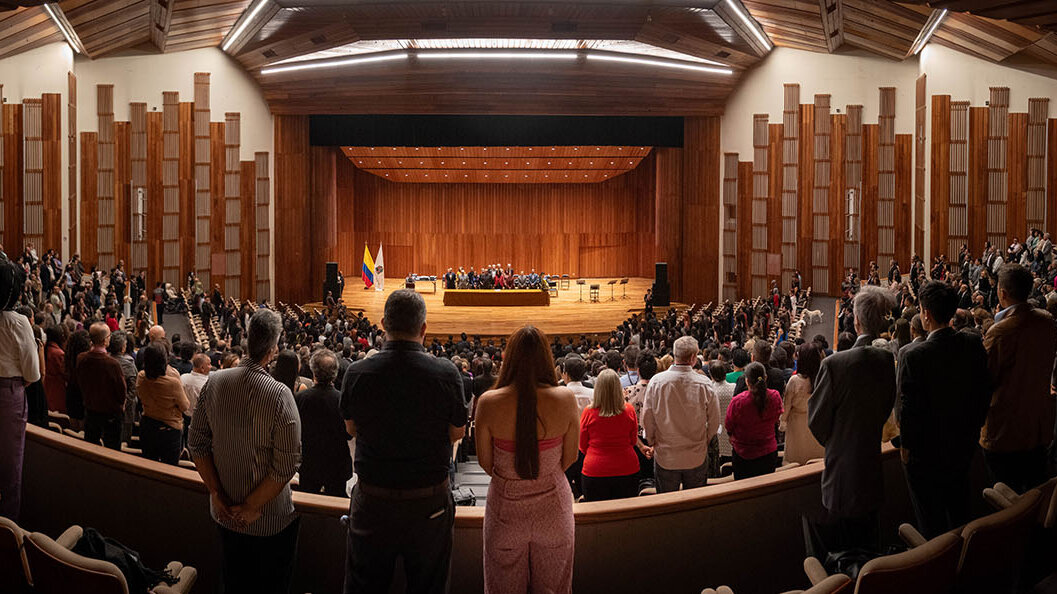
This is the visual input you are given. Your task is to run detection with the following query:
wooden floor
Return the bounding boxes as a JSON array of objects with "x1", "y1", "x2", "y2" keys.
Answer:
[{"x1": 309, "y1": 277, "x2": 683, "y2": 339}]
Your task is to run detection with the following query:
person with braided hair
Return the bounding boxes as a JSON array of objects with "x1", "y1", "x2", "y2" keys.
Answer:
[{"x1": 724, "y1": 362, "x2": 783, "y2": 480}]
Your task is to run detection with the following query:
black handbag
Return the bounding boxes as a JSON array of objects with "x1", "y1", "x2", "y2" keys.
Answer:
[{"x1": 452, "y1": 487, "x2": 477, "y2": 507}]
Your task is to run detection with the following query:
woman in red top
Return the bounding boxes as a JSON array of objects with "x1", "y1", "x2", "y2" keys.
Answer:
[
  {"x1": 724, "y1": 362, "x2": 784, "y2": 480},
  {"x1": 579, "y1": 369, "x2": 639, "y2": 501}
]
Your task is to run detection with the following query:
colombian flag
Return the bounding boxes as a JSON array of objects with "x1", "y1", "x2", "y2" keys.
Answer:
[{"x1": 362, "y1": 244, "x2": 375, "y2": 289}]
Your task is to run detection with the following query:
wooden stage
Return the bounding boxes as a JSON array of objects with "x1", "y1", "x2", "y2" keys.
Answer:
[{"x1": 309, "y1": 277, "x2": 682, "y2": 339}]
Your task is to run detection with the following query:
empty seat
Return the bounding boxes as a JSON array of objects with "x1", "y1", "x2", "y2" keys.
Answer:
[
  {"x1": 589, "y1": 284, "x2": 600, "y2": 302},
  {"x1": 804, "y1": 531, "x2": 962, "y2": 594}
]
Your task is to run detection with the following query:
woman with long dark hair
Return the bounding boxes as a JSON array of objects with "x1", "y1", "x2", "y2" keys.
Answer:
[
  {"x1": 64, "y1": 329, "x2": 92, "y2": 431},
  {"x1": 780, "y1": 343, "x2": 825, "y2": 465},
  {"x1": 137, "y1": 341, "x2": 189, "y2": 465},
  {"x1": 724, "y1": 361, "x2": 784, "y2": 480},
  {"x1": 271, "y1": 349, "x2": 301, "y2": 393},
  {"x1": 474, "y1": 325, "x2": 579, "y2": 594}
]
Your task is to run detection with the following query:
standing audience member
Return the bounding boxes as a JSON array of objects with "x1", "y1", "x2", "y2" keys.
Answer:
[
  {"x1": 294, "y1": 349, "x2": 352, "y2": 497},
  {"x1": 0, "y1": 257, "x2": 41, "y2": 521},
  {"x1": 897, "y1": 281, "x2": 992, "y2": 538},
  {"x1": 108, "y1": 331, "x2": 139, "y2": 444},
  {"x1": 619, "y1": 345, "x2": 641, "y2": 388},
  {"x1": 780, "y1": 343, "x2": 825, "y2": 465},
  {"x1": 725, "y1": 362, "x2": 783, "y2": 479},
  {"x1": 43, "y1": 325, "x2": 68, "y2": 413},
  {"x1": 560, "y1": 355, "x2": 593, "y2": 413},
  {"x1": 474, "y1": 325, "x2": 579, "y2": 593},
  {"x1": 76, "y1": 322, "x2": 126, "y2": 450},
  {"x1": 64, "y1": 330, "x2": 91, "y2": 431},
  {"x1": 579, "y1": 369, "x2": 639, "y2": 501},
  {"x1": 709, "y1": 361, "x2": 736, "y2": 464},
  {"x1": 642, "y1": 336, "x2": 720, "y2": 493},
  {"x1": 339, "y1": 290, "x2": 466, "y2": 594},
  {"x1": 809, "y1": 285, "x2": 897, "y2": 550},
  {"x1": 980, "y1": 264, "x2": 1057, "y2": 492},
  {"x1": 137, "y1": 342, "x2": 189, "y2": 465},
  {"x1": 180, "y1": 353, "x2": 211, "y2": 444},
  {"x1": 189, "y1": 309, "x2": 301, "y2": 594}
]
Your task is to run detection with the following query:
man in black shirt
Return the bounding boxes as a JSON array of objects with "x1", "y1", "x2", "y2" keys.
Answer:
[
  {"x1": 340, "y1": 289, "x2": 466, "y2": 594},
  {"x1": 295, "y1": 349, "x2": 352, "y2": 497}
]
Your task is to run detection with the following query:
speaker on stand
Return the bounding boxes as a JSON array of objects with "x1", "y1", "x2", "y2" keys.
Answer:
[{"x1": 652, "y1": 262, "x2": 670, "y2": 307}]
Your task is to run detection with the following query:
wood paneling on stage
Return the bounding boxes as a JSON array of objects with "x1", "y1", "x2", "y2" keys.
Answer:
[{"x1": 443, "y1": 289, "x2": 550, "y2": 307}]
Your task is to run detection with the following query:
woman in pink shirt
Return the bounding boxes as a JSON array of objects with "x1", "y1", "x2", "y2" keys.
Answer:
[{"x1": 724, "y1": 362, "x2": 784, "y2": 480}]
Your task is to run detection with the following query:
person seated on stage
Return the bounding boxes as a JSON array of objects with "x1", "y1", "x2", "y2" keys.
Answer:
[
  {"x1": 528, "y1": 268, "x2": 539, "y2": 288},
  {"x1": 468, "y1": 266, "x2": 479, "y2": 289},
  {"x1": 494, "y1": 266, "x2": 505, "y2": 290},
  {"x1": 444, "y1": 268, "x2": 456, "y2": 290},
  {"x1": 504, "y1": 267, "x2": 515, "y2": 289},
  {"x1": 405, "y1": 273, "x2": 416, "y2": 290},
  {"x1": 514, "y1": 271, "x2": 526, "y2": 289},
  {"x1": 480, "y1": 266, "x2": 494, "y2": 290},
  {"x1": 457, "y1": 267, "x2": 469, "y2": 289}
]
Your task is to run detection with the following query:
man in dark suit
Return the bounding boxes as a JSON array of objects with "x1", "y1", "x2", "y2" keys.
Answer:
[
  {"x1": 443, "y1": 268, "x2": 456, "y2": 290},
  {"x1": 809, "y1": 285, "x2": 897, "y2": 550},
  {"x1": 295, "y1": 349, "x2": 352, "y2": 497},
  {"x1": 733, "y1": 340, "x2": 786, "y2": 398},
  {"x1": 897, "y1": 281, "x2": 992, "y2": 538}
]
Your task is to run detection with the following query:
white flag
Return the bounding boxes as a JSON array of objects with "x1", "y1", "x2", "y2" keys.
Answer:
[{"x1": 375, "y1": 244, "x2": 385, "y2": 291}]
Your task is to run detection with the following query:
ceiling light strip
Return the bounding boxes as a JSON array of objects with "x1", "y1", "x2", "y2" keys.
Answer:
[
  {"x1": 909, "y1": 9, "x2": 948, "y2": 56},
  {"x1": 416, "y1": 51, "x2": 579, "y2": 60},
  {"x1": 724, "y1": 0, "x2": 773, "y2": 52},
  {"x1": 221, "y1": 0, "x2": 271, "y2": 53},
  {"x1": 588, "y1": 53, "x2": 733, "y2": 75},
  {"x1": 43, "y1": 3, "x2": 85, "y2": 55},
  {"x1": 261, "y1": 52, "x2": 407, "y2": 75}
]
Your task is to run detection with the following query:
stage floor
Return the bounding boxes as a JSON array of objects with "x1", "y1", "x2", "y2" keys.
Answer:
[{"x1": 310, "y1": 277, "x2": 681, "y2": 339}]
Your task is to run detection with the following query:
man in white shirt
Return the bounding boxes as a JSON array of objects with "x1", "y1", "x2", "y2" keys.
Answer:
[
  {"x1": 180, "y1": 353, "x2": 210, "y2": 446},
  {"x1": 642, "y1": 336, "x2": 720, "y2": 493},
  {"x1": 561, "y1": 355, "x2": 593, "y2": 414},
  {"x1": 620, "y1": 344, "x2": 641, "y2": 389}
]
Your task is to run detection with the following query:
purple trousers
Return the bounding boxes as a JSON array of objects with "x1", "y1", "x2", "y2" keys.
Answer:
[{"x1": 0, "y1": 377, "x2": 27, "y2": 521}]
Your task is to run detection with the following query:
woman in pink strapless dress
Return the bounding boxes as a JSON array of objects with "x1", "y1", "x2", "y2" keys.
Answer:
[{"x1": 474, "y1": 325, "x2": 580, "y2": 594}]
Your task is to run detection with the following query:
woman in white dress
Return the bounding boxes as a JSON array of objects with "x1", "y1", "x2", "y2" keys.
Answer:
[{"x1": 779, "y1": 342, "x2": 825, "y2": 465}]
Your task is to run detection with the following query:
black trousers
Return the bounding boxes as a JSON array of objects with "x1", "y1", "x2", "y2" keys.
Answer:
[
  {"x1": 581, "y1": 473, "x2": 639, "y2": 501},
  {"x1": 218, "y1": 517, "x2": 300, "y2": 594},
  {"x1": 983, "y1": 446, "x2": 1048, "y2": 494},
  {"x1": 139, "y1": 416, "x2": 182, "y2": 465},
  {"x1": 343, "y1": 486, "x2": 454, "y2": 594},
  {"x1": 564, "y1": 450, "x2": 585, "y2": 499},
  {"x1": 299, "y1": 475, "x2": 349, "y2": 498},
  {"x1": 732, "y1": 450, "x2": 778, "y2": 480},
  {"x1": 84, "y1": 411, "x2": 122, "y2": 450},
  {"x1": 903, "y1": 461, "x2": 971, "y2": 539}
]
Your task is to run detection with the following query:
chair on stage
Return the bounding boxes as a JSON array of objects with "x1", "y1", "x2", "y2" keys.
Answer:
[
  {"x1": 548, "y1": 280, "x2": 558, "y2": 298},
  {"x1": 619, "y1": 278, "x2": 629, "y2": 299},
  {"x1": 607, "y1": 279, "x2": 617, "y2": 301},
  {"x1": 589, "y1": 284, "x2": 600, "y2": 303},
  {"x1": 560, "y1": 274, "x2": 570, "y2": 290},
  {"x1": 577, "y1": 279, "x2": 586, "y2": 302}
]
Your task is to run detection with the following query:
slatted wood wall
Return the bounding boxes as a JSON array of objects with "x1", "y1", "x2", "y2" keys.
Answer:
[
  {"x1": 240, "y1": 159, "x2": 256, "y2": 300},
  {"x1": 43, "y1": 94, "x2": 62, "y2": 253},
  {"x1": 115, "y1": 120, "x2": 132, "y2": 269},
  {"x1": 209, "y1": 121, "x2": 224, "y2": 291},
  {"x1": 969, "y1": 106, "x2": 989, "y2": 254},
  {"x1": 162, "y1": 92, "x2": 180, "y2": 286},
  {"x1": 224, "y1": 113, "x2": 240, "y2": 298},
  {"x1": 178, "y1": 101, "x2": 194, "y2": 281},
  {"x1": 737, "y1": 160, "x2": 752, "y2": 299},
  {"x1": 844, "y1": 105, "x2": 863, "y2": 274},
  {"x1": 79, "y1": 132, "x2": 96, "y2": 266},
  {"x1": 1026, "y1": 99, "x2": 1048, "y2": 237},
  {"x1": 147, "y1": 111, "x2": 163, "y2": 284},
  {"x1": 194, "y1": 73, "x2": 211, "y2": 288},
  {"x1": 751, "y1": 114, "x2": 769, "y2": 297},
  {"x1": 812, "y1": 95, "x2": 831, "y2": 294},
  {"x1": 68, "y1": 74, "x2": 77, "y2": 256},
  {"x1": 22, "y1": 99, "x2": 42, "y2": 251},
  {"x1": 781, "y1": 84, "x2": 799, "y2": 288},
  {"x1": 722, "y1": 152, "x2": 738, "y2": 301},
  {"x1": 915, "y1": 74, "x2": 926, "y2": 259},
  {"x1": 0, "y1": 85, "x2": 4, "y2": 248},
  {"x1": 877, "y1": 88, "x2": 896, "y2": 268},
  {"x1": 829, "y1": 112, "x2": 846, "y2": 293},
  {"x1": 131, "y1": 103, "x2": 147, "y2": 275},
  {"x1": 930, "y1": 95, "x2": 951, "y2": 261},
  {"x1": 861, "y1": 123, "x2": 879, "y2": 274},
  {"x1": 1008, "y1": 110, "x2": 1028, "y2": 243},
  {"x1": 255, "y1": 152, "x2": 271, "y2": 302},
  {"x1": 987, "y1": 87, "x2": 1009, "y2": 248},
  {"x1": 949, "y1": 101, "x2": 969, "y2": 264},
  {"x1": 1049, "y1": 119, "x2": 1057, "y2": 241},
  {"x1": 97, "y1": 85, "x2": 115, "y2": 271}
]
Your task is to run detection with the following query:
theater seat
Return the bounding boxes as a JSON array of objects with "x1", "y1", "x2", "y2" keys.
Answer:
[
  {"x1": 804, "y1": 531, "x2": 961, "y2": 594},
  {"x1": 24, "y1": 526, "x2": 197, "y2": 594},
  {"x1": 702, "y1": 574, "x2": 851, "y2": 594},
  {"x1": 0, "y1": 516, "x2": 30, "y2": 593},
  {"x1": 983, "y1": 478, "x2": 1056, "y2": 529}
]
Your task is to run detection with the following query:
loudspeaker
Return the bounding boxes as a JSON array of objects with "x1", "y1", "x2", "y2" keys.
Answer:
[
  {"x1": 323, "y1": 262, "x2": 340, "y2": 301},
  {"x1": 652, "y1": 262, "x2": 670, "y2": 306}
]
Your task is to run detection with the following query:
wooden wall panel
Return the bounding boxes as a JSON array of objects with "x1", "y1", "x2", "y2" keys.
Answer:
[
  {"x1": 274, "y1": 114, "x2": 311, "y2": 304},
  {"x1": 309, "y1": 146, "x2": 338, "y2": 299},
  {"x1": 986, "y1": 87, "x2": 1009, "y2": 248},
  {"x1": 682, "y1": 116, "x2": 720, "y2": 305},
  {"x1": 781, "y1": 84, "x2": 799, "y2": 288},
  {"x1": 130, "y1": 103, "x2": 148, "y2": 275},
  {"x1": 844, "y1": 105, "x2": 862, "y2": 273},
  {"x1": 915, "y1": 74, "x2": 926, "y2": 259},
  {"x1": 767, "y1": 123, "x2": 783, "y2": 288},
  {"x1": 737, "y1": 160, "x2": 753, "y2": 299},
  {"x1": 797, "y1": 102, "x2": 813, "y2": 291},
  {"x1": 654, "y1": 147, "x2": 682, "y2": 301},
  {"x1": 114, "y1": 121, "x2": 131, "y2": 269},
  {"x1": 1049, "y1": 119, "x2": 1057, "y2": 241},
  {"x1": 240, "y1": 160, "x2": 256, "y2": 301},
  {"x1": 861, "y1": 124, "x2": 879, "y2": 275},
  {"x1": 750, "y1": 114, "x2": 769, "y2": 297},
  {"x1": 968, "y1": 107, "x2": 989, "y2": 254},
  {"x1": 0, "y1": 85, "x2": 4, "y2": 248},
  {"x1": 2, "y1": 104, "x2": 21, "y2": 254},
  {"x1": 209, "y1": 121, "x2": 225, "y2": 292},
  {"x1": 811, "y1": 95, "x2": 831, "y2": 294},
  {"x1": 930, "y1": 95, "x2": 951, "y2": 262},
  {"x1": 1026, "y1": 99, "x2": 1048, "y2": 237},
  {"x1": 1007, "y1": 112, "x2": 1028, "y2": 242},
  {"x1": 950, "y1": 101, "x2": 969, "y2": 265},
  {"x1": 255, "y1": 152, "x2": 271, "y2": 302},
  {"x1": 161, "y1": 93, "x2": 180, "y2": 286},
  {"x1": 895, "y1": 134, "x2": 912, "y2": 268},
  {"x1": 42, "y1": 94, "x2": 61, "y2": 252},
  {"x1": 178, "y1": 101, "x2": 194, "y2": 281},
  {"x1": 97, "y1": 85, "x2": 115, "y2": 271},
  {"x1": 722, "y1": 152, "x2": 738, "y2": 301},
  {"x1": 194, "y1": 73, "x2": 211, "y2": 287},
  {"x1": 147, "y1": 111, "x2": 163, "y2": 286},
  {"x1": 829, "y1": 114, "x2": 846, "y2": 293},
  {"x1": 877, "y1": 88, "x2": 896, "y2": 269},
  {"x1": 22, "y1": 99, "x2": 42, "y2": 252},
  {"x1": 68, "y1": 74, "x2": 77, "y2": 257},
  {"x1": 223, "y1": 113, "x2": 240, "y2": 298},
  {"x1": 79, "y1": 132, "x2": 97, "y2": 266}
]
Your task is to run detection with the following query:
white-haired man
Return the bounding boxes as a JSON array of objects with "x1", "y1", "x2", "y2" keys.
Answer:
[{"x1": 642, "y1": 336, "x2": 720, "y2": 493}]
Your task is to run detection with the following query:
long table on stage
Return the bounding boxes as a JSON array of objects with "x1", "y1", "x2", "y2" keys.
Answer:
[{"x1": 442, "y1": 289, "x2": 551, "y2": 307}]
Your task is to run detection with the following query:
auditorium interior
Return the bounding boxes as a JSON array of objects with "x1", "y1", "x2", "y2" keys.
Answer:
[{"x1": 2, "y1": 0, "x2": 1057, "y2": 593}]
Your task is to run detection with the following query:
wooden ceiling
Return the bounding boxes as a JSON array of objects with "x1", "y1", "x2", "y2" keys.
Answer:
[
  {"x1": 342, "y1": 146, "x2": 651, "y2": 183},
  {"x1": 0, "y1": 1, "x2": 1055, "y2": 114}
]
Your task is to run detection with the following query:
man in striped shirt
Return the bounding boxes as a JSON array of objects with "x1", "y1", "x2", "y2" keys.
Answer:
[{"x1": 189, "y1": 308, "x2": 302, "y2": 594}]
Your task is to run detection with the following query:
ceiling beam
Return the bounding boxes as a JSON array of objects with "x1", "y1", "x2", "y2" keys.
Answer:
[
  {"x1": 714, "y1": 0, "x2": 773, "y2": 56},
  {"x1": 148, "y1": 0, "x2": 173, "y2": 51},
  {"x1": 818, "y1": 0, "x2": 844, "y2": 52},
  {"x1": 220, "y1": 0, "x2": 281, "y2": 55}
]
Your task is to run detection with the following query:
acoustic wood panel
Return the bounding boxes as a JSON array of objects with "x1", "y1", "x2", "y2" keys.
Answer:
[
  {"x1": 930, "y1": 95, "x2": 951, "y2": 262},
  {"x1": 255, "y1": 152, "x2": 271, "y2": 302},
  {"x1": 147, "y1": 111, "x2": 164, "y2": 286},
  {"x1": 1049, "y1": 119, "x2": 1057, "y2": 241},
  {"x1": 209, "y1": 121, "x2": 224, "y2": 292},
  {"x1": 797, "y1": 102, "x2": 813, "y2": 291},
  {"x1": 194, "y1": 73, "x2": 211, "y2": 288},
  {"x1": 1007, "y1": 111, "x2": 1028, "y2": 242},
  {"x1": 861, "y1": 123, "x2": 878, "y2": 274},
  {"x1": 895, "y1": 133, "x2": 912, "y2": 268},
  {"x1": 79, "y1": 131, "x2": 97, "y2": 267},
  {"x1": 812, "y1": 95, "x2": 831, "y2": 294},
  {"x1": 682, "y1": 116, "x2": 721, "y2": 304},
  {"x1": 240, "y1": 160, "x2": 256, "y2": 301},
  {"x1": 161, "y1": 92, "x2": 180, "y2": 287},
  {"x1": 0, "y1": 85, "x2": 4, "y2": 248},
  {"x1": 767, "y1": 123, "x2": 783, "y2": 288},
  {"x1": 97, "y1": 85, "x2": 115, "y2": 271},
  {"x1": 844, "y1": 105, "x2": 862, "y2": 272},
  {"x1": 274, "y1": 114, "x2": 311, "y2": 305},
  {"x1": 1026, "y1": 99, "x2": 1048, "y2": 236},
  {"x1": 914, "y1": 74, "x2": 925, "y2": 260},
  {"x1": 178, "y1": 101, "x2": 194, "y2": 281},
  {"x1": 68, "y1": 74, "x2": 77, "y2": 257},
  {"x1": 829, "y1": 113, "x2": 846, "y2": 293},
  {"x1": 309, "y1": 146, "x2": 338, "y2": 296},
  {"x1": 949, "y1": 101, "x2": 969, "y2": 266},
  {"x1": 114, "y1": 121, "x2": 132, "y2": 269},
  {"x1": 737, "y1": 160, "x2": 753, "y2": 299},
  {"x1": 224, "y1": 113, "x2": 240, "y2": 299},
  {"x1": 986, "y1": 87, "x2": 1009, "y2": 248},
  {"x1": 42, "y1": 94, "x2": 61, "y2": 254},
  {"x1": 130, "y1": 102, "x2": 148, "y2": 275},
  {"x1": 781, "y1": 84, "x2": 799, "y2": 287},
  {"x1": 654, "y1": 147, "x2": 682, "y2": 300},
  {"x1": 750, "y1": 114, "x2": 769, "y2": 297},
  {"x1": 22, "y1": 99, "x2": 42, "y2": 252},
  {"x1": 876, "y1": 88, "x2": 895, "y2": 268},
  {"x1": 968, "y1": 106, "x2": 989, "y2": 255},
  {"x1": 723, "y1": 152, "x2": 738, "y2": 301}
]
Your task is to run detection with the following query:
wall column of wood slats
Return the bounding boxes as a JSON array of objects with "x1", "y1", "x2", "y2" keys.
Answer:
[
  {"x1": 829, "y1": 113, "x2": 846, "y2": 293},
  {"x1": 223, "y1": 113, "x2": 241, "y2": 299},
  {"x1": 68, "y1": 74, "x2": 77, "y2": 258},
  {"x1": 146, "y1": 111, "x2": 163, "y2": 286},
  {"x1": 968, "y1": 107, "x2": 989, "y2": 254},
  {"x1": 1049, "y1": 119, "x2": 1057, "y2": 240},
  {"x1": 915, "y1": 75, "x2": 926, "y2": 259},
  {"x1": 877, "y1": 88, "x2": 896, "y2": 269},
  {"x1": 986, "y1": 87, "x2": 1009, "y2": 248},
  {"x1": 42, "y1": 94, "x2": 61, "y2": 254},
  {"x1": 2, "y1": 103, "x2": 21, "y2": 253},
  {"x1": 178, "y1": 102, "x2": 194, "y2": 281},
  {"x1": 812, "y1": 95, "x2": 831, "y2": 293},
  {"x1": 194, "y1": 73, "x2": 211, "y2": 288},
  {"x1": 97, "y1": 85, "x2": 115, "y2": 272},
  {"x1": 930, "y1": 96, "x2": 951, "y2": 262},
  {"x1": 861, "y1": 124, "x2": 879, "y2": 275},
  {"x1": 1007, "y1": 111, "x2": 1028, "y2": 243},
  {"x1": 255, "y1": 152, "x2": 270, "y2": 301},
  {"x1": 781, "y1": 84, "x2": 799, "y2": 287},
  {"x1": 654, "y1": 147, "x2": 683, "y2": 301},
  {"x1": 274, "y1": 115, "x2": 310, "y2": 304},
  {"x1": 240, "y1": 160, "x2": 256, "y2": 300},
  {"x1": 797, "y1": 102, "x2": 813, "y2": 290},
  {"x1": 895, "y1": 134, "x2": 912, "y2": 269},
  {"x1": 79, "y1": 132, "x2": 96, "y2": 266},
  {"x1": 22, "y1": 99, "x2": 42, "y2": 251},
  {"x1": 722, "y1": 152, "x2": 738, "y2": 301},
  {"x1": 130, "y1": 103, "x2": 148, "y2": 275},
  {"x1": 844, "y1": 105, "x2": 862, "y2": 273},
  {"x1": 0, "y1": 85, "x2": 4, "y2": 247},
  {"x1": 162, "y1": 93, "x2": 181, "y2": 286},
  {"x1": 1026, "y1": 99, "x2": 1048, "y2": 237},
  {"x1": 767, "y1": 123, "x2": 783, "y2": 288},
  {"x1": 737, "y1": 160, "x2": 753, "y2": 299},
  {"x1": 750, "y1": 114, "x2": 769, "y2": 297},
  {"x1": 114, "y1": 121, "x2": 132, "y2": 269},
  {"x1": 949, "y1": 101, "x2": 969, "y2": 265},
  {"x1": 210, "y1": 122, "x2": 225, "y2": 291},
  {"x1": 681, "y1": 116, "x2": 720, "y2": 305}
]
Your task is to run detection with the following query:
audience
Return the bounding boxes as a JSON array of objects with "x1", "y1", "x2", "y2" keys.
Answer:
[
  {"x1": 725, "y1": 362, "x2": 783, "y2": 479},
  {"x1": 77, "y1": 322, "x2": 127, "y2": 451},
  {"x1": 560, "y1": 355, "x2": 593, "y2": 414},
  {"x1": 709, "y1": 361, "x2": 736, "y2": 463},
  {"x1": 42, "y1": 324, "x2": 67, "y2": 413},
  {"x1": 293, "y1": 349, "x2": 351, "y2": 497},
  {"x1": 137, "y1": 342, "x2": 189, "y2": 464},
  {"x1": 474, "y1": 325, "x2": 578, "y2": 593},
  {"x1": 579, "y1": 369, "x2": 639, "y2": 501},
  {"x1": 107, "y1": 330, "x2": 139, "y2": 444},
  {"x1": 180, "y1": 353, "x2": 211, "y2": 442},
  {"x1": 779, "y1": 343, "x2": 825, "y2": 465}
]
